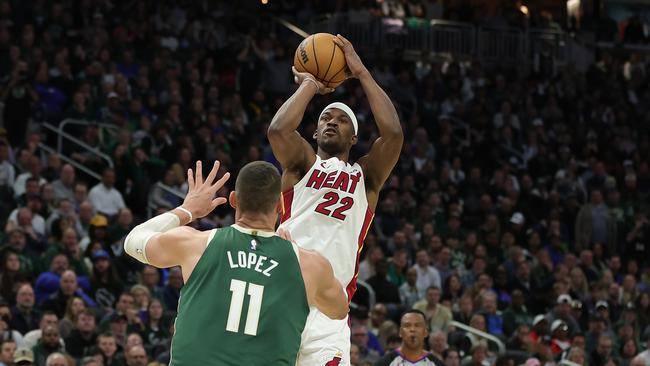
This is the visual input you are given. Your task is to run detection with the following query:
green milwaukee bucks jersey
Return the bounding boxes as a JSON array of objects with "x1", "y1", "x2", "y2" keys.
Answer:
[{"x1": 169, "y1": 225, "x2": 309, "y2": 365}]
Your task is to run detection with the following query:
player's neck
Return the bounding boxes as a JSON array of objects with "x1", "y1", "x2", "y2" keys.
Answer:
[
  {"x1": 234, "y1": 213, "x2": 276, "y2": 233},
  {"x1": 317, "y1": 148, "x2": 349, "y2": 163}
]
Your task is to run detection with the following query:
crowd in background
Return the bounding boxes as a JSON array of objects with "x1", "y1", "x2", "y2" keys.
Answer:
[{"x1": 0, "y1": 1, "x2": 650, "y2": 366}]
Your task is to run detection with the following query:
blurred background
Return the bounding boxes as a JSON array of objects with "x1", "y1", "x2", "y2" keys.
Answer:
[{"x1": 0, "y1": 0, "x2": 650, "y2": 365}]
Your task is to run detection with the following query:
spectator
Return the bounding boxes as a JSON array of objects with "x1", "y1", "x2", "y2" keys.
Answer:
[
  {"x1": 13, "y1": 156, "x2": 46, "y2": 200},
  {"x1": 63, "y1": 309, "x2": 97, "y2": 359},
  {"x1": 10, "y1": 284, "x2": 40, "y2": 335},
  {"x1": 502, "y1": 289, "x2": 532, "y2": 336},
  {"x1": 58, "y1": 296, "x2": 86, "y2": 339},
  {"x1": 375, "y1": 310, "x2": 444, "y2": 366},
  {"x1": 351, "y1": 324, "x2": 382, "y2": 364},
  {"x1": 41, "y1": 228, "x2": 88, "y2": 277},
  {"x1": 550, "y1": 319, "x2": 571, "y2": 356},
  {"x1": 429, "y1": 330, "x2": 448, "y2": 361},
  {"x1": 387, "y1": 250, "x2": 409, "y2": 287},
  {"x1": 0, "y1": 339, "x2": 17, "y2": 366},
  {"x1": 6, "y1": 204, "x2": 46, "y2": 238},
  {"x1": 139, "y1": 266, "x2": 163, "y2": 301},
  {"x1": 51, "y1": 165, "x2": 75, "y2": 203},
  {"x1": 575, "y1": 189, "x2": 617, "y2": 253},
  {"x1": 96, "y1": 332, "x2": 120, "y2": 366},
  {"x1": 400, "y1": 268, "x2": 422, "y2": 309},
  {"x1": 443, "y1": 348, "x2": 461, "y2": 366},
  {"x1": 89, "y1": 250, "x2": 123, "y2": 310},
  {"x1": 590, "y1": 334, "x2": 616, "y2": 366},
  {"x1": 359, "y1": 246, "x2": 384, "y2": 282},
  {"x1": 162, "y1": 269, "x2": 182, "y2": 314},
  {"x1": 478, "y1": 291, "x2": 503, "y2": 336},
  {"x1": 413, "y1": 249, "x2": 442, "y2": 295},
  {"x1": 44, "y1": 353, "x2": 66, "y2": 366},
  {"x1": 367, "y1": 259, "x2": 401, "y2": 308},
  {"x1": 13, "y1": 347, "x2": 35, "y2": 366},
  {"x1": 413, "y1": 286, "x2": 452, "y2": 332},
  {"x1": 141, "y1": 298, "x2": 168, "y2": 353},
  {"x1": 88, "y1": 169, "x2": 125, "y2": 218},
  {"x1": 124, "y1": 345, "x2": 147, "y2": 366},
  {"x1": 22, "y1": 312, "x2": 61, "y2": 350},
  {"x1": 42, "y1": 270, "x2": 94, "y2": 319},
  {"x1": 32, "y1": 325, "x2": 66, "y2": 366},
  {"x1": 0, "y1": 301, "x2": 24, "y2": 347}
]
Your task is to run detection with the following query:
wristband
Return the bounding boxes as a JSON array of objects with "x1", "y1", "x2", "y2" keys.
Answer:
[{"x1": 177, "y1": 207, "x2": 193, "y2": 222}]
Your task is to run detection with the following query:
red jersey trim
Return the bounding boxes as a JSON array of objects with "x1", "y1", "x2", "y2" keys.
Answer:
[
  {"x1": 280, "y1": 187, "x2": 294, "y2": 223},
  {"x1": 345, "y1": 208, "x2": 374, "y2": 302}
]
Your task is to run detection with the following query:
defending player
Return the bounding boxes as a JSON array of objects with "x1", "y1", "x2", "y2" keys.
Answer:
[
  {"x1": 268, "y1": 35, "x2": 403, "y2": 365},
  {"x1": 123, "y1": 160, "x2": 348, "y2": 365}
]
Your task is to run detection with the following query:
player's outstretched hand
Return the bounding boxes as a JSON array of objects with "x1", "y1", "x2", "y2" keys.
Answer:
[
  {"x1": 292, "y1": 66, "x2": 334, "y2": 95},
  {"x1": 181, "y1": 161, "x2": 230, "y2": 220},
  {"x1": 332, "y1": 34, "x2": 368, "y2": 79}
]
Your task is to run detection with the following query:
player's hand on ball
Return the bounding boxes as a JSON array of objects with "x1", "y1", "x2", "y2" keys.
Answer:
[
  {"x1": 292, "y1": 66, "x2": 334, "y2": 95},
  {"x1": 332, "y1": 34, "x2": 368, "y2": 79},
  {"x1": 181, "y1": 160, "x2": 231, "y2": 220}
]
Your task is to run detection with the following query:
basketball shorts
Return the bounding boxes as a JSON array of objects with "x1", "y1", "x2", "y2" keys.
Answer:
[{"x1": 296, "y1": 308, "x2": 350, "y2": 366}]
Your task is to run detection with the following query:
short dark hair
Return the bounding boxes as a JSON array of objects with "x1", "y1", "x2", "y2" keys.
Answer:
[
  {"x1": 401, "y1": 309, "x2": 427, "y2": 324},
  {"x1": 235, "y1": 161, "x2": 281, "y2": 214},
  {"x1": 98, "y1": 332, "x2": 115, "y2": 341}
]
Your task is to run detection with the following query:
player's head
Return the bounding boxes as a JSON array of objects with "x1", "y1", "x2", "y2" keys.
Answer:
[
  {"x1": 314, "y1": 102, "x2": 358, "y2": 155},
  {"x1": 230, "y1": 161, "x2": 281, "y2": 215},
  {"x1": 399, "y1": 309, "x2": 428, "y2": 351}
]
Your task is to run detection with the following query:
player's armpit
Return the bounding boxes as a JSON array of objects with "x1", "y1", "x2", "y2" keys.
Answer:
[
  {"x1": 308, "y1": 252, "x2": 348, "y2": 320},
  {"x1": 145, "y1": 226, "x2": 207, "y2": 269}
]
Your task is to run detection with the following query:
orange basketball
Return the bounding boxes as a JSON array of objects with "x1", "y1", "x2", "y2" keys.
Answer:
[{"x1": 293, "y1": 33, "x2": 347, "y2": 89}]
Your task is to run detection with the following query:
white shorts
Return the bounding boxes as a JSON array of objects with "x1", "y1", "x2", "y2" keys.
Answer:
[{"x1": 297, "y1": 308, "x2": 350, "y2": 366}]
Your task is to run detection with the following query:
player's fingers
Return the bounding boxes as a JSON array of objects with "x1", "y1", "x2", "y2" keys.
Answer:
[
  {"x1": 332, "y1": 36, "x2": 344, "y2": 48},
  {"x1": 195, "y1": 161, "x2": 203, "y2": 186},
  {"x1": 337, "y1": 34, "x2": 352, "y2": 47},
  {"x1": 205, "y1": 160, "x2": 220, "y2": 185},
  {"x1": 211, "y1": 197, "x2": 228, "y2": 208},
  {"x1": 187, "y1": 169, "x2": 195, "y2": 191},
  {"x1": 212, "y1": 172, "x2": 231, "y2": 190},
  {"x1": 323, "y1": 87, "x2": 335, "y2": 94}
]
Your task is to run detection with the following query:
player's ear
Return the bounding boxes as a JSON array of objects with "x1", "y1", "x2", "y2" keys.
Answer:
[
  {"x1": 351, "y1": 135, "x2": 358, "y2": 145},
  {"x1": 313, "y1": 131, "x2": 318, "y2": 140},
  {"x1": 275, "y1": 195, "x2": 283, "y2": 213},
  {"x1": 229, "y1": 191, "x2": 237, "y2": 209}
]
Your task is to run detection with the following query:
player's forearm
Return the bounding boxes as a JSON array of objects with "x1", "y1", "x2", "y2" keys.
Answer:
[
  {"x1": 358, "y1": 71, "x2": 403, "y2": 138},
  {"x1": 268, "y1": 81, "x2": 318, "y2": 136},
  {"x1": 124, "y1": 207, "x2": 191, "y2": 263}
]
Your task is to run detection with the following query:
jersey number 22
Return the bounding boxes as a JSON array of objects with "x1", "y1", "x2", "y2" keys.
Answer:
[
  {"x1": 226, "y1": 279, "x2": 264, "y2": 336},
  {"x1": 314, "y1": 192, "x2": 354, "y2": 220}
]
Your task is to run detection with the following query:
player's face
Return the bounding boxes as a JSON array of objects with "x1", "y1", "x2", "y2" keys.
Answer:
[
  {"x1": 315, "y1": 108, "x2": 356, "y2": 155},
  {"x1": 399, "y1": 313, "x2": 427, "y2": 350}
]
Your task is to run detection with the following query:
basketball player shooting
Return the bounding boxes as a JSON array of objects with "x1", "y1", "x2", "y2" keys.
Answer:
[
  {"x1": 123, "y1": 160, "x2": 348, "y2": 365},
  {"x1": 268, "y1": 35, "x2": 403, "y2": 365}
]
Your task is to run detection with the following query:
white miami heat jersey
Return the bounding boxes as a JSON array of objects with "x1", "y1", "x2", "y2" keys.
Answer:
[{"x1": 279, "y1": 155, "x2": 374, "y2": 299}]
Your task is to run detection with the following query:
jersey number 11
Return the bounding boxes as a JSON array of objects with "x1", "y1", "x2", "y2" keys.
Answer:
[{"x1": 226, "y1": 279, "x2": 264, "y2": 336}]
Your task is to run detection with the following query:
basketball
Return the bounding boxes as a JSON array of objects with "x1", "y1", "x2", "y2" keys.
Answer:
[{"x1": 294, "y1": 33, "x2": 348, "y2": 89}]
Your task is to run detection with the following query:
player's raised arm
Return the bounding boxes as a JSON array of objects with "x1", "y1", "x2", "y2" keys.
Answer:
[
  {"x1": 267, "y1": 68, "x2": 333, "y2": 173},
  {"x1": 333, "y1": 35, "x2": 403, "y2": 205},
  {"x1": 124, "y1": 161, "x2": 230, "y2": 269}
]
